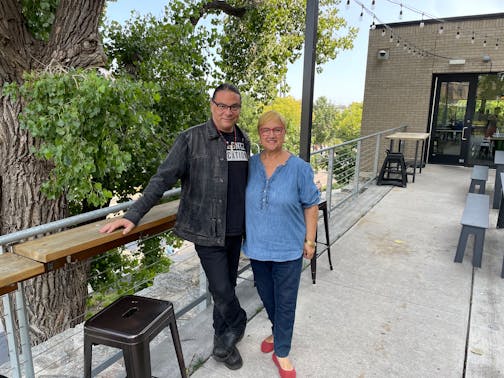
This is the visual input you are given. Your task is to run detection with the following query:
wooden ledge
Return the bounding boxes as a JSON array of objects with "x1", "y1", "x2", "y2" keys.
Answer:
[
  {"x1": 0, "y1": 253, "x2": 45, "y2": 293},
  {"x1": 14, "y1": 201, "x2": 179, "y2": 269}
]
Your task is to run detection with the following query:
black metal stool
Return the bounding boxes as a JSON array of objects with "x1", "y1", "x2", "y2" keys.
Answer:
[
  {"x1": 377, "y1": 150, "x2": 407, "y2": 187},
  {"x1": 310, "y1": 200, "x2": 333, "y2": 284},
  {"x1": 84, "y1": 295, "x2": 187, "y2": 378}
]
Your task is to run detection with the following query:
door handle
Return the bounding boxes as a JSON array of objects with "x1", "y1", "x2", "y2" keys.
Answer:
[{"x1": 462, "y1": 126, "x2": 468, "y2": 140}]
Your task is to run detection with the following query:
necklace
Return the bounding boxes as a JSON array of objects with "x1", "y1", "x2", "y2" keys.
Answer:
[{"x1": 215, "y1": 125, "x2": 237, "y2": 150}]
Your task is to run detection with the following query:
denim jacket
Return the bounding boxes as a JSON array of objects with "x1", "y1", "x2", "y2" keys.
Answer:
[{"x1": 124, "y1": 119, "x2": 250, "y2": 247}]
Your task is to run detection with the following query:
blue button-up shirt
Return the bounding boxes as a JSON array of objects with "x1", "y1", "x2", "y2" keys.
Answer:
[{"x1": 243, "y1": 153, "x2": 320, "y2": 262}]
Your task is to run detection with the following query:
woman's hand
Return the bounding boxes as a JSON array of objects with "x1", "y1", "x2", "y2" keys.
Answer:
[{"x1": 303, "y1": 240, "x2": 316, "y2": 259}]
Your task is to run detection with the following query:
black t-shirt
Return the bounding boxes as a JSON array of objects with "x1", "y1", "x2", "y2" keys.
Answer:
[{"x1": 220, "y1": 128, "x2": 248, "y2": 235}]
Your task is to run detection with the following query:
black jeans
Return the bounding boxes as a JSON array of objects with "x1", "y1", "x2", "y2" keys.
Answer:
[{"x1": 195, "y1": 235, "x2": 247, "y2": 337}]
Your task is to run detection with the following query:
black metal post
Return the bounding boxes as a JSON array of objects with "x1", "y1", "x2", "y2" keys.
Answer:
[{"x1": 299, "y1": 0, "x2": 319, "y2": 162}]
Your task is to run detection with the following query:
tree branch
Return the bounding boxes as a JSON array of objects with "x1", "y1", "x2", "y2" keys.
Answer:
[{"x1": 191, "y1": 0, "x2": 248, "y2": 26}]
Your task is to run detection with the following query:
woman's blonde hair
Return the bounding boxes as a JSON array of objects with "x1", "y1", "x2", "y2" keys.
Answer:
[{"x1": 257, "y1": 110, "x2": 286, "y2": 132}]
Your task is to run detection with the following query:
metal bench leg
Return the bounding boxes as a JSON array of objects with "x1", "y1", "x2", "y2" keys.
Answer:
[
  {"x1": 472, "y1": 228, "x2": 485, "y2": 268},
  {"x1": 480, "y1": 182, "x2": 486, "y2": 194},
  {"x1": 454, "y1": 226, "x2": 470, "y2": 263}
]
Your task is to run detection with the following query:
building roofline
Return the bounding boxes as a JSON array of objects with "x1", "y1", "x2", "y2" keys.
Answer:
[{"x1": 377, "y1": 12, "x2": 504, "y2": 28}]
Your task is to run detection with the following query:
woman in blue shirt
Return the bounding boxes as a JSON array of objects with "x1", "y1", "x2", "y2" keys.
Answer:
[{"x1": 243, "y1": 111, "x2": 319, "y2": 378}]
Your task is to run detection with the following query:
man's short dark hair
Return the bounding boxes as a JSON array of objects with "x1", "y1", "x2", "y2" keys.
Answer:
[{"x1": 212, "y1": 83, "x2": 241, "y2": 101}]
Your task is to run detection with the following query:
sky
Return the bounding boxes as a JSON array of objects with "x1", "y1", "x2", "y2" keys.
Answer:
[{"x1": 106, "y1": 0, "x2": 504, "y2": 106}]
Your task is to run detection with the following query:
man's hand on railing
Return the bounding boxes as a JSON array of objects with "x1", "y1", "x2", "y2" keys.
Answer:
[{"x1": 99, "y1": 218, "x2": 135, "y2": 235}]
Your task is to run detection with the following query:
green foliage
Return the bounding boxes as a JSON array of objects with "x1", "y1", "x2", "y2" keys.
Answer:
[
  {"x1": 6, "y1": 68, "x2": 161, "y2": 208},
  {"x1": 103, "y1": 10, "x2": 210, "y2": 133},
  {"x1": 335, "y1": 102, "x2": 362, "y2": 141},
  {"x1": 313, "y1": 96, "x2": 340, "y2": 146},
  {"x1": 333, "y1": 144, "x2": 356, "y2": 187},
  {"x1": 215, "y1": 0, "x2": 358, "y2": 102},
  {"x1": 21, "y1": 0, "x2": 59, "y2": 40}
]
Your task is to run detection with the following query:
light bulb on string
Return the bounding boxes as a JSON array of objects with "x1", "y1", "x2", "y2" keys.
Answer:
[
  {"x1": 438, "y1": 25, "x2": 444, "y2": 34},
  {"x1": 471, "y1": 32, "x2": 475, "y2": 44},
  {"x1": 371, "y1": 21, "x2": 376, "y2": 30},
  {"x1": 403, "y1": 43, "x2": 407, "y2": 50},
  {"x1": 496, "y1": 39, "x2": 500, "y2": 50},
  {"x1": 456, "y1": 28, "x2": 461, "y2": 39},
  {"x1": 419, "y1": 13, "x2": 424, "y2": 28},
  {"x1": 381, "y1": 28, "x2": 386, "y2": 37},
  {"x1": 396, "y1": 39, "x2": 400, "y2": 47},
  {"x1": 371, "y1": 0, "x2": 376, "y2": 9},
  {"x1": 360, "y1": 6, "x2": 364, "y2": 20},
  {"x1": 484, "y1": 36, "x2": 487, "y2": 47},
  {"x1": 346, "y1": 0, "x2": 350, "y2": 9},
  {"x1": 399, "y1": 4, "x2": 403, "y2": 20},
  {"x1": 389, "y1": 34, "x2": 394, "y2": 43}
]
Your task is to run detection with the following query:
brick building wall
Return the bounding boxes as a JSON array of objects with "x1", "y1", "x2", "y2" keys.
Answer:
[{"x1": 361, "y1": 13, "x2": 504, "y2": 142}]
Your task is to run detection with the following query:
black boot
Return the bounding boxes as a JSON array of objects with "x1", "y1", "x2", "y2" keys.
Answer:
[
  {"x1": 213, "y1": 333, "x2": 243, "y2": 370},
  {"x1": 213, "y1": 334, "x2": 229, "y2": 362}
]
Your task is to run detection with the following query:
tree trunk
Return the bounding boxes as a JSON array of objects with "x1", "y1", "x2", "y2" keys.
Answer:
[{"x1": 0, "y1": 0, "x2": 106, "y2": 344}]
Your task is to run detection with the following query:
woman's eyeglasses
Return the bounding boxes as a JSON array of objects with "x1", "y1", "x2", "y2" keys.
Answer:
[
  {"x1": 259, "y1": 127, "x2": 285, "y2": 136},
  {"x1": 212, "y1": 99, "x2": 241, "y2": 112}
]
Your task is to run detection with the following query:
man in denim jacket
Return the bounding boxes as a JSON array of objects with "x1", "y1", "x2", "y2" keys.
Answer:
[{"x1": 100, "y1": 83, "x2": 250, "y2": 370}]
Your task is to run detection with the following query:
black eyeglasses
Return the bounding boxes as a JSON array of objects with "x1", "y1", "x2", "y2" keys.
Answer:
[{"x1": 212, "y1": 99, "x2": 241, "y2": 112}]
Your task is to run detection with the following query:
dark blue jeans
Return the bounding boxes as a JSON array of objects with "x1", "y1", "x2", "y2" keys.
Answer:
[
  {"x1": 195, "y1": 235, "x2": 247, "y2": 337},
  {"x1": 250, "y1": 256, "x2": 303, "y2": 357}
]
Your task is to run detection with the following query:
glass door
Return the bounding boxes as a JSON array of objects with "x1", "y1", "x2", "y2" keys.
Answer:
[
  {"x1": 429, "y1": 75, "x2": 477, "y2": 165},
  {"x1": 468, "y1": 74, "x2": 504, "y2": 166}
]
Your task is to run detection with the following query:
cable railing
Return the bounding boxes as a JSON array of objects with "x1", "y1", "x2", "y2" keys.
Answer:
[{"x1": 0, "y1": 124, "x2": 406, "y2": 377}]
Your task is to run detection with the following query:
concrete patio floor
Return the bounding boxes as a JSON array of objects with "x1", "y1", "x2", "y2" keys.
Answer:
[{"x1": 151, "y1": 164, "x2": 504, "y2": 377}]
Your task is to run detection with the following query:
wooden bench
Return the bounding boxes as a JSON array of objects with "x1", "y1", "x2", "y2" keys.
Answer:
[
  {"x1": 0, "y1": 253, "x2": 45, "y2": 295},
  {"x1": 469, "y1": 165, "x2": 489, "y2": 194},
  {"x1": 14, "y1": 201, "x2": 179, "y2": 271},
  {"x1": 454, "y1": 193, "x2": 489, "y2": 268}
]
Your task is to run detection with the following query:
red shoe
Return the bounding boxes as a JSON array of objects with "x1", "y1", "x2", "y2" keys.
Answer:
[
  {"x1": 261, "y1": 338, "x2": 274, "y2": 353},
  {"x1": 272, "y1": 353, "x2": 296, "y2": 378}
]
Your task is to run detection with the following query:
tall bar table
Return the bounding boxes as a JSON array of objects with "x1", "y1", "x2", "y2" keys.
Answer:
[{"x1": 385, "y1": 132, "x2": 430, "y2": 183}]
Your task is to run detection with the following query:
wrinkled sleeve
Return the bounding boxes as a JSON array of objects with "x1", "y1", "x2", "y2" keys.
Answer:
[
  {"x1": 298, "y1": 160, "x2": 320, "y2": 208},
  {"x1": 124, "y1": 134, "x2": 188, "y2": 225}
]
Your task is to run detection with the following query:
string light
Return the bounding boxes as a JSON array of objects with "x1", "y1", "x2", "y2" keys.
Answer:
[
  {"x1": 349, "y1": 0, "x2": 502, "y2": 62},
  {"x1": 346, "y1": 0, "x2": 350, "y2": 9}
]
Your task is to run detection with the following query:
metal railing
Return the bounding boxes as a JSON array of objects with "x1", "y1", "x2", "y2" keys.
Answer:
[
  {"x1": 310, "y1": 125, "x2": 407, "y2": 214},
  {"x1": 0, "y1": 124, "x2": 406, "y2": 377}
]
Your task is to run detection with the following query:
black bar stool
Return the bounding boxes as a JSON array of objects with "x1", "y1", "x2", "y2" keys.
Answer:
[
  {"x1": 84, "y1": 295, "x2": 187, "y2": 378},
  {"x1": 310, "y1": 200, "x2": 333, "y2": 284}
]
